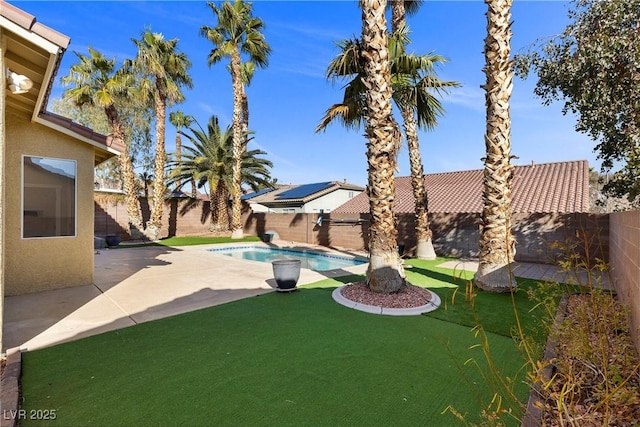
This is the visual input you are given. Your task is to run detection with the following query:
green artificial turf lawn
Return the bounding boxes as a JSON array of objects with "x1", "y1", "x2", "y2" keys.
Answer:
[{"x1": 19, "y1": 259, "x2": 551, "y2": 427}]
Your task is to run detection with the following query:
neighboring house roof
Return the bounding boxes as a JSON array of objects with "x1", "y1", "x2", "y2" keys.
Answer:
[
  {"x1": 334, "y1": 160, "x2": 590, "y2": 214},
  {"x1": 249, "y1": 181, "x2": 365, "y2": 207},
  {"x1": 1, "y1": 1, "x2": 123, "y2": 164}
]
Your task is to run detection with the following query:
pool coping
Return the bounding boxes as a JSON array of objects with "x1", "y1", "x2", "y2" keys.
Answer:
[{"x1": 205, "y1": 242, "x2": 369, "y2": 272}]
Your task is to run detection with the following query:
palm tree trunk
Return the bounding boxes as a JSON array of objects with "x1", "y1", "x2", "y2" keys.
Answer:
[
  {"x1": 149, "y1": 94, "x2": 167, "y2": 241},
  {"x1": 175, "y1": 133, "x2": 182, "y2": 191},
  {"x1": 476, "y1": 0, "x2": 517, "y2": 292},
  {"x1": 106, "y1": 106, "x2": 143, "y2": 235},
  {"x1": 361, "y1": 0, "x2": 406, "y2": 294},
  {"x1": 230, "y1": 48, "x2": 244, "y2": 239},
  {"x1": 241, "y1": 87, "x2": 249, "y2": 138},
  {"x1": 402, "y1": 106, "x2": 436, "y2": 259},
  {"x1": 209, "y1": 183, "x2": 231, "y2": 231},
  {"x1": 390, "y1": 0, "x2": 405, "y2": 31}
]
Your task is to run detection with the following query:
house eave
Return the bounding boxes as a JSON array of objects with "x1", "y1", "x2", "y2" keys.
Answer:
[{"x1": 34, "y1": 112, "x2": 123, "y2": 164}]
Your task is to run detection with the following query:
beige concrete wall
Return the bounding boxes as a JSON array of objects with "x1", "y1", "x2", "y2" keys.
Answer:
[
  {"x1": 5, "y1": 111, "x2": 94, "y2": 296},
  {"x1": 609, "y1": 210, "x2": 640, "y2": 353}
]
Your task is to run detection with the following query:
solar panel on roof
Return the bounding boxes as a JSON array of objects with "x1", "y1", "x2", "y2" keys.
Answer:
[
  {"x1": 276, "y1": 182, "x2": 333, "y2": 199},
  {"x1": 241, "y1": 187, "x2": 273, "y2": 200}
]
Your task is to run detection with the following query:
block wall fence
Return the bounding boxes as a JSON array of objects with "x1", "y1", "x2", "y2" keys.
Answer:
[
  {"x1": 95, "y1": 196, "x2": 609, "y2": 264},
  {"x1": 609, "y1": 210, "x2": 640, "y2": 354}
]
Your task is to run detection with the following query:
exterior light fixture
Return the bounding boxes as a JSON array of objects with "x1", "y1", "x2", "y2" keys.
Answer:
[{"x1": 6, "y1": 68, "x2": 33, "y2": 94}]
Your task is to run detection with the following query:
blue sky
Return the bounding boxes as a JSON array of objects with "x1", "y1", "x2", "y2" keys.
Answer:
[{"x1": 14, "y1": 1, "x2": 598, "y2": 187}]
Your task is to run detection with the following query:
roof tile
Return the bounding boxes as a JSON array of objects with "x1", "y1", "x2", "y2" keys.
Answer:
[
  {"x1": 1, "y1": 1, "x2": 70, "y2": 48},
  {"x1": 334, "y1": 160, "x2": 590, "y2": 214}
]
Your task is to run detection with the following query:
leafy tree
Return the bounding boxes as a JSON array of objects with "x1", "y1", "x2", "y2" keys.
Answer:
[
  {"x1": 129, "y1": 30, "x2": 193, "y2": 240},
  {"x1": 51, "y1": 97, "x2": 154, "y2": 191},
  {"x1": 200, "y1": 0, "x2": 271, "y2": 239},
  {"x1": 166, "y1": 115, "x2": 273, "y2": 230},
  {"x1": 475, "y1": 0, "x2": 517, "y2": 292},
  {"x1": 514, "y1": 0, "x2": 640, "y2": 206},
  {"x1": 61, "y1": 47, "x2": 146, "y2": 233}
]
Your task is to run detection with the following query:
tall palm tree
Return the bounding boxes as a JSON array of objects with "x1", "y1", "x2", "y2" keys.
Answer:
[
  {"x1": 475, "y1": 0, "x2": 517, "y2": 292},
  {"x1": 200, "y1": 0, "x2": 271, "y2": 239},
  {"x1": 317, "y1": 29, "x2": 458, "y2": 261},
  {"x1": 166, "y1": 115, "x2": 273, "y2": 230},
  {"x1": 169, "y1": 110, "x2": 195, "y2": 196},
  {"x1": 62, "y1": 47, "x2": 144, "y2": 233},
  {"x1": 389, "y1": 0, "x2": 439, "y2": 260},
  {"x1": 359, "y1": 0, "x2": 406, "y2": 293},
  {"x1": 130, "y1": 30, "x2": 193, "y2": 240}
]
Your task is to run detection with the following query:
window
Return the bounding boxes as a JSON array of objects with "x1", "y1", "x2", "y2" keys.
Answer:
[{"x1": 22, "y1": 156, "x2": 77, "y2": 238}]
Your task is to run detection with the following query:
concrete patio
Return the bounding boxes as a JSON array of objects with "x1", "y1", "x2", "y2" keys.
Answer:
[{"x1": 3, "y1": 242, "x2": 368, "y2": 352}]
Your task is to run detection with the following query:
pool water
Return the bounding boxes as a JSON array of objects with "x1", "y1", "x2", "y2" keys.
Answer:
[{"x1": 209, "y1": 246, "x2": 367, "y2": 272}]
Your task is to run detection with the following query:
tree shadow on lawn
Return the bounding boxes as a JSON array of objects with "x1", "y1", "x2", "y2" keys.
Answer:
[
  {"x1": 300, "y1": 261, "x2": 551, "y2": 344},
  {"x1": 403, "y1": 264, "x2": 469, "y2": 289}
]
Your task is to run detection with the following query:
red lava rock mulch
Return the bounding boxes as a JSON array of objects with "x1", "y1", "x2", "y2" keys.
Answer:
[{"x1": 340, "y1": 281, "x2": 432, "y2": 308}]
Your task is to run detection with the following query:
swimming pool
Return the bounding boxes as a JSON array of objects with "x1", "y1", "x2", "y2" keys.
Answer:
[{"x1": 209, "y1": 246, "x2": 367, "y2": 272}]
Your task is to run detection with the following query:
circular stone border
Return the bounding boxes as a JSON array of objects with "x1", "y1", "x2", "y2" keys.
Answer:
[{"x1": 332, "y1": 284, "x2": 441, "y2": 316}]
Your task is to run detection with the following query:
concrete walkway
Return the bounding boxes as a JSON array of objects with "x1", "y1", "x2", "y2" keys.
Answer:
[
  {"x1": 437, "y1": 258, "x2": 613, "y2": 289},
  {"x1": 3, "y1": 242, "x2": 368, "y2": 352},
  {"x1": 3, "y1": 246, "x2": 612, "y2": 352}
]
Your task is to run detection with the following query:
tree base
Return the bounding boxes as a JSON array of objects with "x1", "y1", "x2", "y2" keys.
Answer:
[
  {"x1": 474, "y1": 262, "x2": 517, "y2": 293},
  {"x1": 231, "y1": 228, "x2": 244, "y2": 239},
  {"x1": 415, "y1": 239, "x2": 436, "y2": 260},
  {"x1": 367, "y1": 253, "x2": 406, "y2": 294},
  {"x1": 144, "y1": 224, "x2": 161, "y2": 242}
]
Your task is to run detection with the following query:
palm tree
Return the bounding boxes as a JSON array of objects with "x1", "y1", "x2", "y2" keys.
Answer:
[
  {"x1": 359, "y1": 0, "x2": 406, "y2": 293},
  {"x1": 317, "y1": 29, "x2": 458, "y2": 261},
  {"x1": 389, "y1": 0, "x2": 440, "y2": 260},
  {"x1": 169, "y1": 110, "x2": 195, "y2": 196},
  {"x1": 139, "y1": 171, "x2": 153, "y2": 198},
  {"x1": 200, "y1": 0, "x2": 271, "y2": 239},
  {"x1": 475, "y1": 0, "x2": 517, "y2": 292},
  {"x1": 166, "y1": 115, "x2": 273, "y2": 230},
  {"x1": 130, "y1": 30, "x2": 193, "y2": 240},
  {"x1": 62, "y1": 47, "x2": 144, "y2": 233}
]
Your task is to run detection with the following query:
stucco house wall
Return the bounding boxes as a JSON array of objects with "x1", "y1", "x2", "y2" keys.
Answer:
[
  {"x1": 5, "y1": 111, "x2": 95, "y2": 295},
  {"x1": 302, "y1": 188, "x2": 360, "y2": 213}
]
